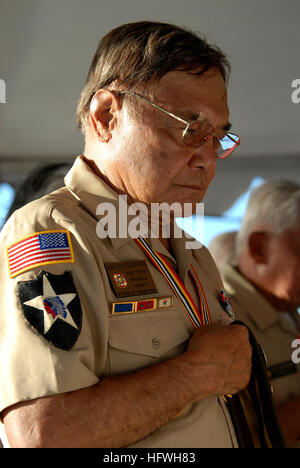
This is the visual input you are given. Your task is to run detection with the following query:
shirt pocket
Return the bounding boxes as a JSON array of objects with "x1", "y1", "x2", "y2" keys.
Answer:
[{"x1": 108, "y1": 309, "x2": 190, "y2": 375}]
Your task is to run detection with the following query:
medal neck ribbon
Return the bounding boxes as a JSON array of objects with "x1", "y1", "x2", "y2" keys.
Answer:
[{"x1": 135, "y1": 237, "x2": 211, "y2": 327}]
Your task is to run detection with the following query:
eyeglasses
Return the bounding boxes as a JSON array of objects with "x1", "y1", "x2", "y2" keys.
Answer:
[{"x1": 119, "y1": 90, "x2": 240, "y2": 159}]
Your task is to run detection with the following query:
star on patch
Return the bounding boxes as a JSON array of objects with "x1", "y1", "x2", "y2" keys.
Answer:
[{"x1": 18, "y1": 271, "x2": 82, "y2": 350}]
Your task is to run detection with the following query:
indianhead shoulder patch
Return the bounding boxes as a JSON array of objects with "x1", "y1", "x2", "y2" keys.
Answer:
[{"x1": 18, "y1": 271, "x2": 82, "y2": 350}]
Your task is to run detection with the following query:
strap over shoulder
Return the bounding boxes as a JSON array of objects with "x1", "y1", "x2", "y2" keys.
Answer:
[{"x1": 227, "y1": 320, "x2": 286, "y2": 448}]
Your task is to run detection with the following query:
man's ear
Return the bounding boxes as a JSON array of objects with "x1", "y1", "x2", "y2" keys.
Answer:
[
  {"x1": 248, "y1": 231, "x2": 269, "y2": 264},
  {"x1": 89, "y1": 90, "x2": 121, "y2": 142}
]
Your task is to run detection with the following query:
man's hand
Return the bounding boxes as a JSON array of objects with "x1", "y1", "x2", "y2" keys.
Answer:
[{"x1": 181, "y1": 324, "x2": 252, "y2": 398}]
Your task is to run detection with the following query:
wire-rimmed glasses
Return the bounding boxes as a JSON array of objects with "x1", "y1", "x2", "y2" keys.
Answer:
[{"x1": 119, "y1": 90, "x2": 240, "y2": 159}]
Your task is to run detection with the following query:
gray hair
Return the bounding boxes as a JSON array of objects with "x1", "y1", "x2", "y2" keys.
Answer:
[{"x1": 236, "y1": 180, "x2": 300, "y2": 257}]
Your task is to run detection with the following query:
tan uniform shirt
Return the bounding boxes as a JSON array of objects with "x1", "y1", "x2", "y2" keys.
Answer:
[
  {"x1": 221, "y1": 264, "x2": 300, "y2": 406},
  {"x1": 0, "y1": 156, "x2": 238, "y2": 448}
]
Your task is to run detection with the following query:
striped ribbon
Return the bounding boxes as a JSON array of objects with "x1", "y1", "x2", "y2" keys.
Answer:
[
  {"x1": 135, "y1": 237, "x2": 211, "y2": 328},
  {"x1": 189, "y1": 264, "x2": 212, "y2": 326}
]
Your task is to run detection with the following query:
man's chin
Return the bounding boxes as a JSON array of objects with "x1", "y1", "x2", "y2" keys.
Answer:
[
  {"x1": 180, "y1": 191, "x2": 206, "y2": 213},
  {"x1": 168, "y1": 198, "x2": 205, "y2": 218}
]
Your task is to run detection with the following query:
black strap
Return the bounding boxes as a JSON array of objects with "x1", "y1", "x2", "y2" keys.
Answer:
[
  {"x1": 225, "y1": 393, "x2": 255, "y2": 448},
  {"x1": 230, "y1": 320, "x2": 286, "y2": 448}
]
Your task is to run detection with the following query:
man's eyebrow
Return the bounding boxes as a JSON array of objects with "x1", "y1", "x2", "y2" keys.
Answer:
[
  {"x1": 179, "y1": 110, "x2": 199, "y2": 121},
  {"x1": 171, "y1": 107, "x2": 233, "y2": 132},
  {"x1": 187, "y1": 114, "x2": 233, "y2": 132}
]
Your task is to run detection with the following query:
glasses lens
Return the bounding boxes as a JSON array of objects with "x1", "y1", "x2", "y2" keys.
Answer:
[
  {"x1": 216, "y1": 133, "x2": 240, "y2": 159},
  {"x1": 183, "y1": 120, "x2": 215, "y2": 147}
]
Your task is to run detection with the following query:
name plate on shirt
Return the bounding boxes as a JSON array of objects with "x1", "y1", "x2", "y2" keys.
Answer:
[
  {"x1": 105, "y1": 260, "x2": 157, "y2": 298},
  {"x1": 267, "y1": 361, "x2": 298, "y2": 380}
]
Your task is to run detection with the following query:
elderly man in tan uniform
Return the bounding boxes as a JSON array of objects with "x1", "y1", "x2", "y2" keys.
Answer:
[
  {"x1": 221, "y1": 180, "x2": 300, "y2": 447},
  {"x1": 0, "y1": 22, "x2": 266, "y2": 448}
]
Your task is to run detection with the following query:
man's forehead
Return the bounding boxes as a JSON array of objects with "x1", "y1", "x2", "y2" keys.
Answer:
[
  {"x1": 155, "y1": 69, "x2": 227, "y2": 100},
  {"x1": 152, "y1": 69, "x2": 229, "y2": 123}
]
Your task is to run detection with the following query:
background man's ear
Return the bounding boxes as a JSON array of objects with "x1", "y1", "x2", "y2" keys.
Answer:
[{"x1": 248, "y1": 231, "x2": 269, "y2": 264}]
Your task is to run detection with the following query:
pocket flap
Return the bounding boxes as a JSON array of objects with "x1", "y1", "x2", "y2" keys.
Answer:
[{"x1": 109, "y1": 310, "x2": 190, "y2": 358}]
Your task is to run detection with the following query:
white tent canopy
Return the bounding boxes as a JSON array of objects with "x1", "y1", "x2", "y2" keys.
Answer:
[{"x1": 1, "y1": 0, "x2": 299, "y2": 215}]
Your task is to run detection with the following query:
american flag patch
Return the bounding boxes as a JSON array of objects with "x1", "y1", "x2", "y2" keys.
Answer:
[{"x1": 7, "y1": 230, "x2": 74, "y2": 278}]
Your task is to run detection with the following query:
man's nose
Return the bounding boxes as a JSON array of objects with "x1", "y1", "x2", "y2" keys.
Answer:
[{"x1": 188, "y1": 140, "x2": 217, "y2": 169}]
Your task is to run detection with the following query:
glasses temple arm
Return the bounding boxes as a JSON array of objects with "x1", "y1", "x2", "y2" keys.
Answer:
[{"x1": 120, "y1": 90, "x2": 189, "y2": 126}]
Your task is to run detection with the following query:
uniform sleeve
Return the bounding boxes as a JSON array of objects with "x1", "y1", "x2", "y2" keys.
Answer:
[{"x1": 0, "y1": 197, "x2": 107, "y2": 415}]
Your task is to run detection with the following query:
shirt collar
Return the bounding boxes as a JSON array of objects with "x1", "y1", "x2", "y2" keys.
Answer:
[
  {"x1": 222, "y1": 264, "x2": 280, "y2": 331},
  {"x1": 223, "y1": 265, "x2": 299, "y2": 334},
  {"x1": 65, "y1": 155, "x2": 119, "y2": 210},
  {"x1": 64, "y1": 155, "x2": 131, "y2": 249}
]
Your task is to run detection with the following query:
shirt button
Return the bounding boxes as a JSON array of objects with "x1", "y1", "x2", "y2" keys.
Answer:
[{"x1": 152, "y1": 337, "x2": 160, "y2": 350}]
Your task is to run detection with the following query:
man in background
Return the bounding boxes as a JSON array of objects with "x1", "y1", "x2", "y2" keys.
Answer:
[{"x1": 221, "y1": 180, "x2": 300, "y2": 447}]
